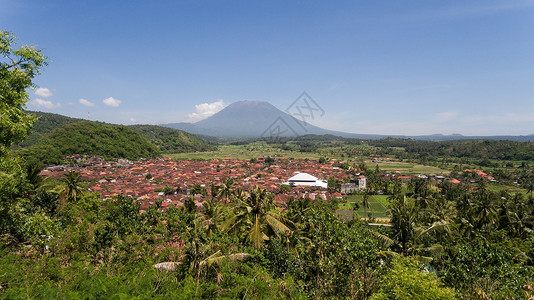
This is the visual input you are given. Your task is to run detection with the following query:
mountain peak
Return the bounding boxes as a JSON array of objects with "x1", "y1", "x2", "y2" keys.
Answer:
[
  {"x1": 213, "y1": 100, "x2": 277, "y2": 116},
  {"x1": 177, "y1": 100, "x2": 330, "y2": 138}
]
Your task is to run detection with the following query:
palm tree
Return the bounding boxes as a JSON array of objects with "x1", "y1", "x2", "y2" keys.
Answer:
[
  {"x1": 362, "y1": 192, "x2": 370, "y2": 219},
  {"x1": 388, "y1": 195, "x2": 416, "y2": 256},
  {"x1": 473, "y1": 190, "x2": 497, "y2": 231},
  {"x1": 60, "y1": 170, "x2": 82, "y2": 203},
  {"x1": 220, "y1": 186, "x2": 292, "y2": 249},
  {"x1": 216, "y1": 177, "x2": 234, "y2": 203},
  {"x1": 195, "y1": 198, "x2": 226, "y2": 235},
  {"x1": 25, "y1": 163, "x2": 45, "y2": 192}
]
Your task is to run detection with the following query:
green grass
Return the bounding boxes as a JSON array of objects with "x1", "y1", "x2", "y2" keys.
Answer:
[{"x1": 338, "y1": 194, "x2": 390, "y2": 220}]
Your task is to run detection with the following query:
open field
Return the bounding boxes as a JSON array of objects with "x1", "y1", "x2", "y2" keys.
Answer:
[
  {"x1": 366, "y1": 160, "x2": 450, "y2": 175},
  {"x1": 166, "y1": 144, "x2": 323, "y2": 160},
  {"x1": 167, "y1": 145, "x2": 449, "y2": 175},
  {"x1": 338, "y1": 194, "x2": 390, "y2": 220}
]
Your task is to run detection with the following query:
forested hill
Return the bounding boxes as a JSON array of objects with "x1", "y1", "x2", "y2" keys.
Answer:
[
  {"x1": 129, "y1": 125, "x2": 216, "y2": 153},
  {"x1": 17, "y1": 111, "x2": 216, "y2": 156},
  {"x1": 16, "y1": 111, "x2": 84, "y2": 148},
  {"x1": 19, "y1": 121, "x2": 160, "y2": 165}
]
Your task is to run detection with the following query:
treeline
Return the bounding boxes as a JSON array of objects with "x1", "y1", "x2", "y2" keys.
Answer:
[
  {"x1": 17, "y1": 120, "x2": 218, "y2": 165},
  {"x1": 367, "y1": 138, "x2": 534, "y2": 161},
  {"x1": 249, "y1": 135, "x2": 534, "y2": 163}
]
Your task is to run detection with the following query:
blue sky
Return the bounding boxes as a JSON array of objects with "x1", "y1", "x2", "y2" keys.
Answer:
[{"x1": 2, "y1": 0, "x2": 534, "y2": 135}]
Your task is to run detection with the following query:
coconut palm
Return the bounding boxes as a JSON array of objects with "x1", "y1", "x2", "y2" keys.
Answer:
[
  {"x1": 362, "y1": 192, "x2": 370, "y2": 219},
  {"x1": 473, "y1": 191, "x2": 498, "y2": 231},
  {"x1": 388, "y1": 195, "x2": 416, "y2": 256},
  {"x1": 195, "y1": 198, "x2": 226, "y2": 235},
  {"x1": 220, "y1": 186, "x2": 292, "y2": 249},
  {"x1": 216, "y1": 177, "x2": 234, "y2": 203},
  {"x1": 60, "y1": 170, "x2": 82, "y2": 203}
]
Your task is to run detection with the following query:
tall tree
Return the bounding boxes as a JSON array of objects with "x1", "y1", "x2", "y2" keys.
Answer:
[
  {"x1": 362, "y1": 191, "x2": 370, "y2": 219},
  {"x1": 216, "y1": 177, "x2": 234, "y2": 203},
  {"x1": 388, "y1": 195, "x2": 416, "y2": 256},
  {"x1": 61, "y1": 170, "x2": 82, "y2": 203},
  {"x1": 1, "y1": 30, "x2": 47, "y2": 236},
  {"x1": 1, "y1": 30, "x2": 47, "y2": 152}
]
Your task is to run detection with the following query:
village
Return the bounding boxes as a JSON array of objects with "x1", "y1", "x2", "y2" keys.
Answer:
[
  {"x1": 37, "y1": 155, "x2": 473, "y2": 213},
  {"x1": 39, "y1": 156, "x2": 350, "y2": 210}
]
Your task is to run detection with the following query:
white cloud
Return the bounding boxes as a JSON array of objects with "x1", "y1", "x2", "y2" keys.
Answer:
[
  {"x1": 187, "y1": 100, "x2": 226, "y2": 122},
  {"x1": 103, "y1": 97, "x2": 121, "y2": 107},
  {"x1": 79, "y1": 98, "x2": 94, "y2": 107},
  {"x1": 35, "y1": 87, "x2": 52, "y2": 98},
  {"x1": 31, "y1": 98, "x2": 62, "y2": 109},
  {"x1": 129, "y1": 117, "x2": 137, "y2": 123}
]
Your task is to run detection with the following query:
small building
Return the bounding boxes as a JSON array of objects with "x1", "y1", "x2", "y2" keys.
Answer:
[{"x1": 340, "y1": 175, "x2": 367, "y2": 193}]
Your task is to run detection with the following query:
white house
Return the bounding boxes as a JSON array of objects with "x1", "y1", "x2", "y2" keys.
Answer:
[{"x1": 283, "y1": 172, "x2": 328, "y2": 188}]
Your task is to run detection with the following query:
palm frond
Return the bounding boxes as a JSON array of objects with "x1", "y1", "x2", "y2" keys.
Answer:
[
  {"x1": 266, "y1": 214, "x2": 290, "y2": 235},
  {"x1": 370, "y1": 229, "x2": 394, "y2": 248},
  {"x1": 219, "y1": 214, "x2": 239, "y2": 233},
  {"x1": 201, "y1": 252, "x2": 250, "y2": 267},
  {"x1": 248, "y1": 215, "x2": 265, "y2": 250},
  {"x1": 417, "y1": 221, "x2": 450, "y2": 240},
  {"x1": 415, "y1": 244, "x2": 445, "y2": 257},
  {"x1": 376, "y1": 250, "x2": 399, "y2": 259}
]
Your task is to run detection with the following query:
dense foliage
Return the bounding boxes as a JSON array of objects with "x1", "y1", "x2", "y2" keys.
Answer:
[
  {"x1": 129, "y1": 124, "x2": 217, "y2": 153},
  {"x1": 19, "y1": 121, "x2": 160, "y2": 165},
  {"x1": 3, "y1": 167, "x2": 534, "y2": 298}
]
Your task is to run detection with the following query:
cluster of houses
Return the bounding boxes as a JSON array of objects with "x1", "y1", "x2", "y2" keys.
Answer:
[
  {"x1": 40, "y1": 157, "x2": 360, "y2": 211},
  {"x1": 40, "y1": 155, "x2": 491, "y2": 212}
]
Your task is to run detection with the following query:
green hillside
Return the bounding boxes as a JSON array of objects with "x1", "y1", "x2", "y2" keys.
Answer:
[
  {"x1": 129, "y1": 124, "x2": 216, "y2": 153},
  {"x1": 20, "y1": 121, "x2": 160, "y2": 165},
  {"x1": 15, "y1": 111, "x2": 84, "y2": 148}
]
